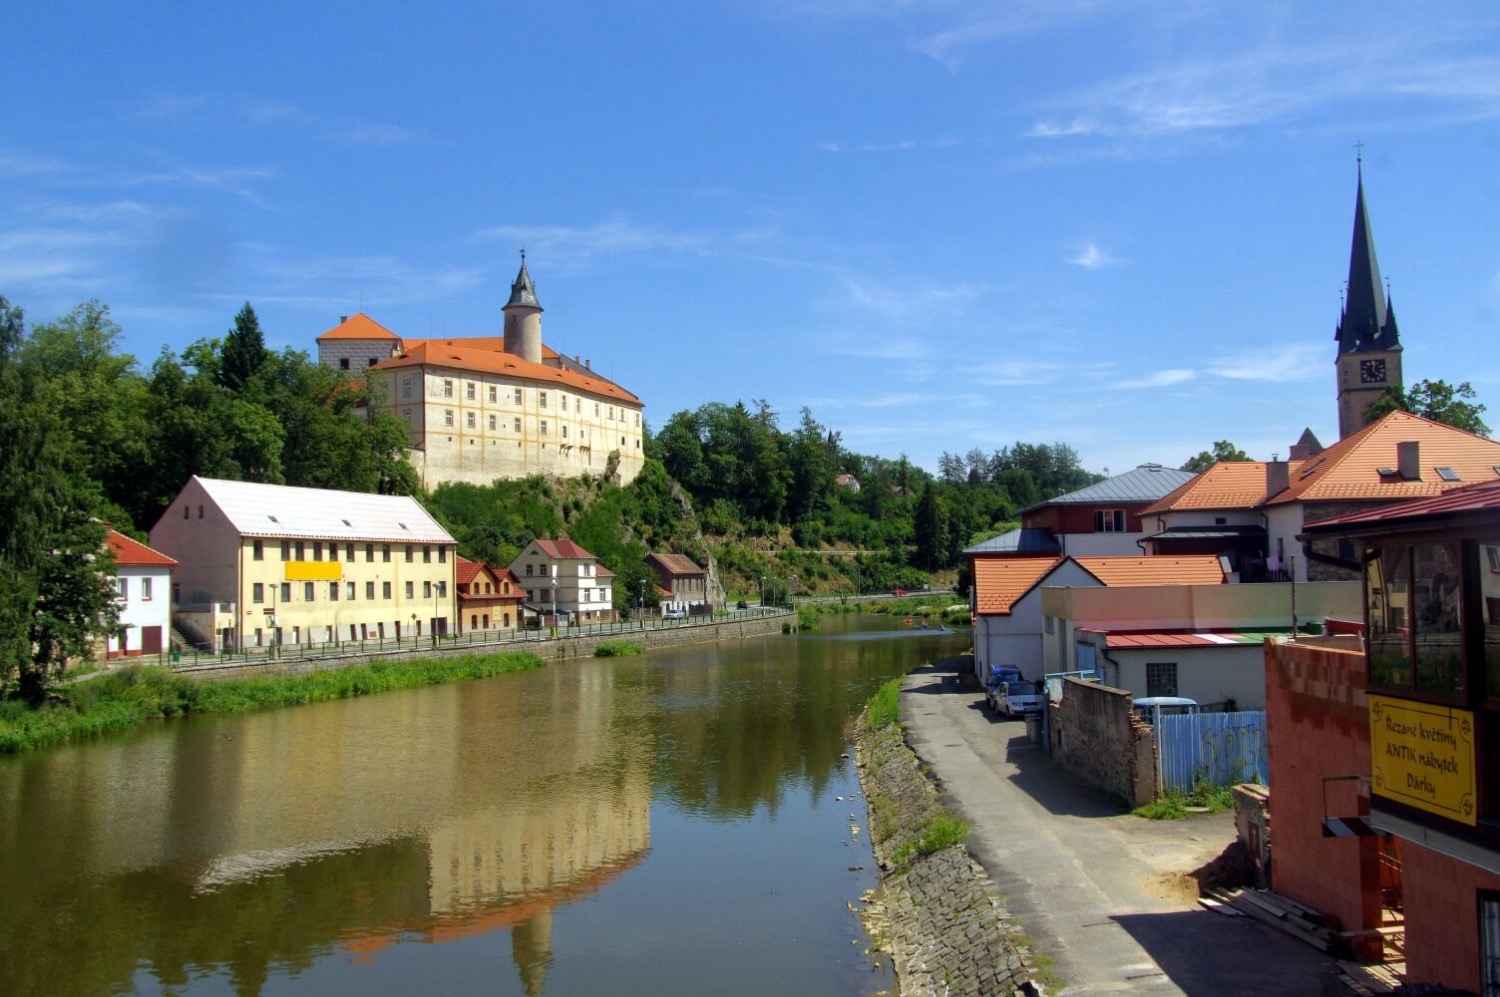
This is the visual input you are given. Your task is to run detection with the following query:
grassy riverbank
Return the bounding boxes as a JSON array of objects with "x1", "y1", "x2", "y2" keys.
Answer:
[{"x1": 0, "y1": 652, "x2": 546, "y2": 755}]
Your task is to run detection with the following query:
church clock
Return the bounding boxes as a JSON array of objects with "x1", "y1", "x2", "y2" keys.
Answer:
[{"x1": 1360, "y1": 358, "x2": 1387, "y2": 384}]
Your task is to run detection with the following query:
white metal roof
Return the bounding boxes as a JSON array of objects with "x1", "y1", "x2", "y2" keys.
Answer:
[{"x1": 193, "y1": 477, "x2": 454, "y2": 544}]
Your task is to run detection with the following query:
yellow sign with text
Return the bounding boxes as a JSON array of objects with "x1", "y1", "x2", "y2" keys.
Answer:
[
  {"x1": 1370, "y1": 695, "x2": 1476, "y2": 826},
  {"x1": 284, "y1": 561, "x2": 343, "y2": 582}
]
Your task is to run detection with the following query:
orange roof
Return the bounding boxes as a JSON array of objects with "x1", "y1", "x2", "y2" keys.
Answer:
[
  {"x1": 532, "y1": 538, "x2": 598, "y2": 560},
  {"x1": 1264, "y1": 411, "x2": 1500, "y2": 506},
  {"x1": 1073, "y1": 555, "x2": 1224, "y2": 587},
  {"x1": 648, "y1": 552, "x2": 704, "y2": 575},
  {"x1": 1141, "y1": 461, "x2": 1302, "y2": 514},
  {"x1": 973, "y1": 557, "x2": 1063, "y2": 615},
  {"x1": 107, "y1": 529, "x2": 177, "y2": 567},
  {"x1": 402, "y1": 336, "x2": 510, "y2": 353},
  {"x1": 375, "y1": 341, "x2": 641, "y2": 405},
  {"x1": 316, "y1": 313, "x2": 399, "y2": 341}
]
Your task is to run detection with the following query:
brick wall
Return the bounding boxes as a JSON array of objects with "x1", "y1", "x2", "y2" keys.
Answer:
[
  {"x1": 1402, "y1": 844, "x2": 1500, "y2": 991},
  {"x1": 1264, "y1": 636, "x2": 1380, "y2": 932},
  {"x1": 1050, "y1": 678, "x2": 1156, "y2": 806}
]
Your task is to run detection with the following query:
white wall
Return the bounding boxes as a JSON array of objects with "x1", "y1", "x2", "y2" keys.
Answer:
[
  {"x1": 1057, "y1": 532, "x2": 1147, "y2": 557},
  {"x1": 1108, "y1": 644, "x2": 1270, "y2": 710},
  {"x1": 109, "y1": 565, "x2": 173, "y2": 655},
  {"x1": 975, "y1": 561, "x2": 1100, "y2": 682},
  {"x1": 1263, "y1": 504, "x2": 1309, "y2": 582}
]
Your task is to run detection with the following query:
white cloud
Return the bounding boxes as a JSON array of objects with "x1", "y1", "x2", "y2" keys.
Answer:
[
  {"x1": 1117, "y1": 368, "x2": 1196, "y2": 389},
  {"x1": 818, "y1": 136, "x2": 961, "y2": 153},
  {"x1": 1206, "y1": 343, "x2": 1326, "y2": 382},
  {"x1": 1065, "y1": 242, "x2": 1119, "y2": 269},
  {"x1": 1025, "y1": 118, "x2": 1100, "y2": 138}
]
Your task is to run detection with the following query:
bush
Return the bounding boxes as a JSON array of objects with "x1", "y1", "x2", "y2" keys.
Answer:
[
  {"x1": 594, "y1": 640, "x2": 643, "y2": 658},
  {"x1": 866, "y1": 678, "x2": 902, "y2": 730}
]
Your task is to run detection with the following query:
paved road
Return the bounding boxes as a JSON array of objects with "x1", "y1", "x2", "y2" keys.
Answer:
[{"x1": 900, "y1": 662, "x2": 1351, "y2": 995}]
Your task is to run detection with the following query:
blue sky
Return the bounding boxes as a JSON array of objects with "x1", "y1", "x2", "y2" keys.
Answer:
[{"x1": 4, "y1": 2, "x2": 1498, "y2": 478}]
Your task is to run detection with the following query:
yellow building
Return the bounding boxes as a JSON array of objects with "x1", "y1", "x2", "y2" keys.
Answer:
[
  {"x1": 317, "y1": 259, "x2": 647, "y2": 488},
  {"x1": 149, "y1": 476, "x2": 457, "y2": 650}
]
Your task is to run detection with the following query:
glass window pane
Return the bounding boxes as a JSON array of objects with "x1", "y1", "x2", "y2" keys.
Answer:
[
  {"x1": 1479, "y1": 540, "x2": 1500, "y2": 700},
  {"x1": 1414, "y1": 542, "x2": 1463, "y2": 696},
  {"x1": 1368, "y1": 545, "x2": 1411, "y2": 689}
]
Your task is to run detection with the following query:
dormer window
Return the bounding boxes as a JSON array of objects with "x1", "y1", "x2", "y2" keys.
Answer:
[{"x1": 1094, "y1": 510, "x2": 1125, "y2": 533}]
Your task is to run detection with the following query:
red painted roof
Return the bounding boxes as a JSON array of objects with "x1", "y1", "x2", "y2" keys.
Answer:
[
  {"x1": 532, "y1": 538, "x2": 597, "y2": 560},
  {"x1": 647, "y1": 552, "x2": 704, "y2": 575},
  {"x1": 107, "y1": 530, "x2": 177, "y2": 567}
]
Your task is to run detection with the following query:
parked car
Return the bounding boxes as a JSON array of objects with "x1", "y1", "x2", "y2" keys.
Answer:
[
  {"x1": 1132, "y1": 697, "x2": 1198, "y2": 724},
  {"x1": 736, "y1": 600, "x2": 749, "y2": 610},
  {"x1": 663, "y1": 608, "x2": 687, "y2": 620},
  {"x1": 996, "y1": 681, "x2": 1045, "y2": 718},
  {"x1": 983, "y1": 665, "x2": 1024, "y2": 712}
]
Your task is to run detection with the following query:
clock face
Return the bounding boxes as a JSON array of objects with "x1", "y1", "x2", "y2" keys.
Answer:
[{"x1": 1360, "y1": 358, "x2": 1387, "y2": 384}]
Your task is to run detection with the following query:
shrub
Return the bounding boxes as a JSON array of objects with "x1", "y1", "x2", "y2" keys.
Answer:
[{"x1": 594, "y1": 640, "x2": 643, "y2": 658}]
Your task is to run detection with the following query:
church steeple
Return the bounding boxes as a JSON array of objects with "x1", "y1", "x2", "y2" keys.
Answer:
[
  {"x1": 1334, "y1": 158, "x2": 1405, "y2": 439},
  {"x1": 1335, "y1": 163, "x2": 1401, "y2": 355}
]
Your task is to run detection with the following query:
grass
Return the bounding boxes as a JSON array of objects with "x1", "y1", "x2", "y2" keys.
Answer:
[
  {"x1": 594, "y1": 640, "x2": 643, "y2": 657},
  {"x1": 867, "y1": 677, "x2": 902, "y2": 730},
  {"x1": 0, "y1": 651, "x2": 546, "y2": 755},
  {"x1": 890, "y1": 810, "x2": 971, "y2": 870},
  {"x1": 1133, "y1": 774, "x2": 1239, "y2": 820}
]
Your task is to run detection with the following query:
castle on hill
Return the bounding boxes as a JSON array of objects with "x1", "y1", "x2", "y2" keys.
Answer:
[{"x1": 317, "y1": 258, "x2": 646, "y2": 488}]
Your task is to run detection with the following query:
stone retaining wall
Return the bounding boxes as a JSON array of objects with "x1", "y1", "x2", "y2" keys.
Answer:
[
  {"x1": 856, "y1": 718, "x2": 1038, "y2": 996},
  {"x1": 173, "y1": 613, "x2": 789, "y2": 682}
]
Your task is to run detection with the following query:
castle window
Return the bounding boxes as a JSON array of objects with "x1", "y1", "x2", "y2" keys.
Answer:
[
  {"x1": 445, "y1": 410, "x2": 454, "y2": 427},
  {"x1": 514, "y1": 388, "x2": 523, "y2": 404},
  {"x1": 403, "y1": 377, "x2": 412, "y2": 399},
  {"x1": 539, "y1": 391, "x2": 548, "y2": 407},
  {"x1": 489, "y1": 385, "x2": 497, "y2": 403},
  {"x1": 466, "y1": 382, "x2": 475, "y2": 400},
  {"x1": 514, "y1": 417, "x2": 521, "y2": 432},
  {"x1": 466, "y1": 412, "x2": 475, "y2": 429},
  {"x1": 339, "y1": 358, "x2": 350, "y2": 370},
  {"x1": 489, "y1": 414, "x2": 497, "y2": 430},
  {"x1": 443, "y1": 379, "x2": 454, "y2": 398},
  {"x1": 541, "y1": 420, "x2": 548, "y2": 435}
]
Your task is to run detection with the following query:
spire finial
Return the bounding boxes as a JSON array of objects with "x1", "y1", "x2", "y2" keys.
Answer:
[
  {"x1": 1354, "y1": 140, "x2": 1364, "y2": 171},
  {"x1": 520, "y1": 248, "x2": 526, "y2": 265}
]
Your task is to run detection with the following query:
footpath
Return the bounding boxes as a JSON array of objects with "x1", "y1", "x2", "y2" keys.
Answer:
[{"x1": 881, "y1": 660, "x2": 1353, "y2": 996}]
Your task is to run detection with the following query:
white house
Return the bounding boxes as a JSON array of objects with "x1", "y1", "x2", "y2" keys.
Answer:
[
  {"x1": 106, "y1": 530, "x2": 176, "y2": 658},
  {"x1": 509, "y1": 539, "x2": 615, "y2": 625}
]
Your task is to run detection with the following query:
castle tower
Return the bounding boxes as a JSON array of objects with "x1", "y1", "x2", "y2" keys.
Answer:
[
  {"x1": 1335, "y1": 162, "x2": 1403, "y2": 438},
  {"x1": 503, "y1": 253, "x2": 544, "y2": 364}
]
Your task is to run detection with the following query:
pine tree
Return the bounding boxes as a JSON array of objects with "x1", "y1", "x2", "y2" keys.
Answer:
[{"x1": 219, "y1": 301, "x2": 268, "y2": 392}]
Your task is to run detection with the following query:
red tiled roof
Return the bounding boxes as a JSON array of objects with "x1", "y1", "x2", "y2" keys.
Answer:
[
  {"x1": 973, "y1": 557, "x2": 1063, "y2": 615},
  {"x1": 1264, "y1": 411, "x2": 1500, "y2": 506},
  {"x1": 316, "y1": 313, "x2": 400, "y2": 342},
  {"x1": 595, "y1": 565, "x2": 615, "y2": 578},
  {"x1": 455, "y1": 556, "x2": 485, "y2": 586},
  {"x1": 1307, "y1": 476, "x2": 1500, "y2": 529},
  {"x1": 1141, "y1": 461, "x2": 1302, "y2": 514},
  {"x1": 532, "y1": 538, "x2": 597, "y2": 560},
  {"x1": 107, "y1": 530, "x2": 177, "y2": 567},
  {"x1": 1072, "y1": 555, "x2": 1224, "y2": 587},
  {"x1": 375, "y1": 342, "x2": 641, "y2": 405}
]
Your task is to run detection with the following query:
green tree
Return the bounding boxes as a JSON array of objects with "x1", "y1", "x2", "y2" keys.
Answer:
[
  {"x1": 913, "y1": 483, "x2": 950, "y2": 570},
  {"x1": 0, "y1": 297, "x2": 119, "y2": 703},
  {"x1": 219, "y1": 302, "x2": 269, "y2": 392},
  {"x1": 1180, "y1": 440, "x2": 1251, "y2": 473},
  {"x1": 1364, "y1": 379, "x2": 1490, "y2": 437}
]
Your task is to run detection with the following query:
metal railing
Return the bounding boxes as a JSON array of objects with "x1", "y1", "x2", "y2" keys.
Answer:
[{"x1": 135, "y1": 606, "x2": 788, "y2": 669}]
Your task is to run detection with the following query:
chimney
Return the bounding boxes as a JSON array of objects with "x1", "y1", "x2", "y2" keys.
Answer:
[
  {"x1": 340, "y1": 315, "x2": 348, "y2": 324},
  {"x1": 1397, "y1": 441, "x2": 1420, "y2": 481},
  {"x1": 1265, "y1": 461, "x2": 1290, "y2": 499},
  {"x1": 1288, "y1": 441, "x2": 1309, "y2": 461}
]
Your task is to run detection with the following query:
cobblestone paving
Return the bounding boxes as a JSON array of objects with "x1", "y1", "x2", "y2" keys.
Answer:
[{"x1": 857, "y1": 720, "x2": 1039, "y2": 997}]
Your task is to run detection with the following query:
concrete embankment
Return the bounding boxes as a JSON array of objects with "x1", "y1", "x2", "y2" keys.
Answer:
[
  {"x1": 855, "y1": 710, "x2": 1040, "y2": 996},
  {"x1": 172, "y1": 613, "x2": 790, "y2": 682}
]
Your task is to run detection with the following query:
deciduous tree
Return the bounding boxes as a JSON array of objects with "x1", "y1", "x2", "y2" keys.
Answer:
[
  {"x1": 1180, "y1": 440, "x2": 1251, "y2": 473},
  {"x1": 1364, "y1": 379, "x2": 1489, "y2": 437}
]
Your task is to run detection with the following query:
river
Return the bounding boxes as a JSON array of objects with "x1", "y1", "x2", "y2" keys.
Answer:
[{"x1": 0, "y1": 614, "x2": 967, "y2": 996}]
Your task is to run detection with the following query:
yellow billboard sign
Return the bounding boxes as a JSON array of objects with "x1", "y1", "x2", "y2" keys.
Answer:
[
  {"x1": 284, "y1": 561, "x2": 343, "y2": 582},
  {"x1": 1370, "y1": 695, "x2": 1476, "y2": 826}
]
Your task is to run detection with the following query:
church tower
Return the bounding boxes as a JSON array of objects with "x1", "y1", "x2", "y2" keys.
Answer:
[
  {"x1": 503, "y1": 252, "x2": 544, "y2": 364},
  {"x1": 1335, "y1": 162, "x2": 1403, "y2": 438}
]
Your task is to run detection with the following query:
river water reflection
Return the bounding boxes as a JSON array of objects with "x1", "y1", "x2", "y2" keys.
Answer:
[{"x1": 0, "y1": 614, "x2": 967, "y2": 996}]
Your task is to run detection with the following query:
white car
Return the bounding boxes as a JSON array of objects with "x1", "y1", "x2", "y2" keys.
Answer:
[
  {"x1": 663, "y1": 608, "x2": 687, "y2": 620},
  {"x1": 996, "y1": 681, "x2": 1044, "y2": 718}
]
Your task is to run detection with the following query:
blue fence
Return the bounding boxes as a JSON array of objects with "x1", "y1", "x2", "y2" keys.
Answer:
[{"x1": 1156, "y1": 711, "x2": 1268, "y2": 794}]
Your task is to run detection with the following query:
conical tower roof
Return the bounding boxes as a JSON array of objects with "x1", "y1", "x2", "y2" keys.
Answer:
[
  {"x1": 1336, "y1": 167, "x2": 1400, "y2": 354},
  {"x1": 505, "y1": 254, "x2": 542, "y2": 311}
]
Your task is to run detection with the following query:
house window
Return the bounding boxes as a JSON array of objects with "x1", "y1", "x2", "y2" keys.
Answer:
[
  {"x1": 329, "y1": 582, "x2": 339, "y2": 601},
  {"x1": 141, "y1": 578, "x2": 153, "y2": 601},
  {"x1": 439, "y1": 547, "x2": 447, "y2": 563},
  {"x1": 253, "y1": 539, "x2": 263, "y2": 560},
  {"x1": 313, "y1": 542, "x2": 323, "y2": 561},
  {"x1": 489, "y1": 414, "x2": 497, "y2": 430},
  {"x1": 304, "y1": 582, "x2": 315, "y2": 601},
  {"x1": 443, "y1": 379, "x2": 453, "y2": 397},
  {"x1": 436, "y1": 581, "x2": 446, "y2": 598},
  {"x1": 1480, "y1": 892, "x2": 1500, "y2": 997},
  {"x1": 405, "y1": 581, "x2": 414, "y2": 599},
  {"x1": 541, "y1": 420, "x2": 548, "y2": 435},
  {"x1": 423, "y1": 581, "x2": 433, "y2": 598},
  {"x1": 526, "y1": 564, "x2": 534, "y2": 576},
  {"x1": 423, "y1": 545, "x2": 431, "y2": 563},
  {"x1": 382, "y1": 544, "x2": 391, "y2": 562},
  {"x1": 345, "y1": 543, "x2": 355, "y2": 561},
  {"x1": 406, "y1": 545, "x2": 414, "y2": 562},
  {"x1": 366, "y1": 581, "x2": 375, "y2": 600},
  {"x1": 1146, "y1": 662, "x2": 1178, "y2": 698},
  {"x1": 539, "y1": 390, "x2": 548, "y2": 407},
  {"x1": 253, "y1": 582, "x2": 264, "y2": 603},
  {"x1": 1094, "y1": 510, "x2": 1126, "y2": 533},
  {"x1": 488, "y1": 385, "x2": 497, "y2": 402},
  {"x1": 466, "y1": 382, "x2": 475, "y2": 400},
  {"x1": 295, "y1": 541, "x2": 305, "y2": 560},
  {"x1": 514, "y1": 417, "x2": 521, "y2": 432},
  {"x1": 402, "y1": 377, "x2": 413, "y2": 399},
  {"x1": 1045, "y1": 616, "x2": 1055, "y2": 635},
  {"x1": 366, "y1": 544, "x2": 374, "y2": 562},
  {"x1": 563, "y1": 425, "x2": 568, "y2": 438},
  {"x1": 514, "y1": 388, "x2": 523, "y2": 404},
  {"x1": 383, "y1": 581, "x2": 392, "y2": 599},
  {"x1": 445, "y1": 410, "x2": 454, "y2": 427},
  {"x1": 466, "y1": 412, "x2": 476, "y2": 429},
  {"x1": 281, "y1": 540, "x2": 289, "y2": 561},
  {"x1": 339, "y1": 357, "x2": 350, "y2": 370},
  {"x1": 280, "y1": 582, "x2": 290, "y2": 602},
  {"x1": 347, "y1": 581, "x2": 356, "y2": 600}
]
